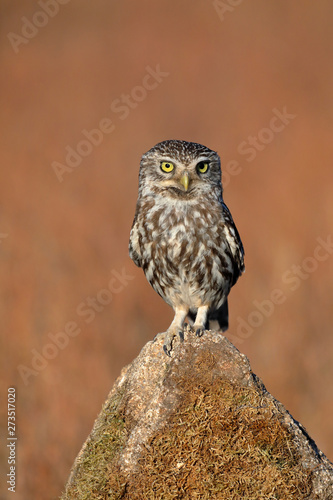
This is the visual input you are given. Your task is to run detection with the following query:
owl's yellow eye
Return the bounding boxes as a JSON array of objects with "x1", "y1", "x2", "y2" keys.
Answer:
[
  {"x1": 160, "y1": 161, "x2": 175, "y2": 173},
  {"x1": 196, "y1": 161, "x2": 209, "y2": 174}
]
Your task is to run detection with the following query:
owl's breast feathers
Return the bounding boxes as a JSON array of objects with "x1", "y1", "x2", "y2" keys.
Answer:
[{"x1": 129, "y1": 196, "x2": 244, "y2": 307}]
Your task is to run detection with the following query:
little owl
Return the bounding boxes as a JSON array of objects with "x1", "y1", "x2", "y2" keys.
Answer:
[{"x1": 129, "y1": 140, "x2": 244, "y2": 355}]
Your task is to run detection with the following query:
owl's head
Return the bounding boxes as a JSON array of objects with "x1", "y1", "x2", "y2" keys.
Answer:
[{"x1": 138, "y1": 140, "x2": 222, "y2": 200}]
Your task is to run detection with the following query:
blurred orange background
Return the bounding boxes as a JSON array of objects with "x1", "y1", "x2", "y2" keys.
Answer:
[{"x1": 1, "y1": 1, "x2": 333, "y2": 498}]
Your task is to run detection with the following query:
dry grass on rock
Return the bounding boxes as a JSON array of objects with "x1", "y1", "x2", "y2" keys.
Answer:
[{"x1": 124, "y1": 379, "x2": 312, "y2": 499}]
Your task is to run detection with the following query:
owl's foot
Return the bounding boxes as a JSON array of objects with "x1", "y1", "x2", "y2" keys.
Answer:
[
  {"x1": 162, "y1": 308, "x2": 188, "y2": 356},
  {"x1": 193, "y1": 324, "x2": 205, "y2": 337},
  {"x1": 163, "y1": 327, "x2": 184, "y2": 357},
  {"x1": 193, "y1": 306, "x2": 209, "y2": 338}
]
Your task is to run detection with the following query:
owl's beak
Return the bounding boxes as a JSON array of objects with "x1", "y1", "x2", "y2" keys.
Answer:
[{"x1": 179, "y1": 171, "x2": 190, "y2": 191}]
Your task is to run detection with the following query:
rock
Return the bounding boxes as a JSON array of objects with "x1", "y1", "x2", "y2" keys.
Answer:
[{"x1": 61, "y1": 329, "x2": 333, "y2": 499}]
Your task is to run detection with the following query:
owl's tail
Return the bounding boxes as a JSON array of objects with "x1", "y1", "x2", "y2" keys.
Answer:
[
  {"x1": 208, "y1": 300, "x2": 229, "y2": 332},
  {"x1": 187, "y1": 300, "x2": 229, "y2": 332}
]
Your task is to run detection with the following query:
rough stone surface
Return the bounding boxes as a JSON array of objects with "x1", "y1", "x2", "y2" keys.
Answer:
[{"x1": 62, "y1": 329, "x2": 333, "y2": 499}]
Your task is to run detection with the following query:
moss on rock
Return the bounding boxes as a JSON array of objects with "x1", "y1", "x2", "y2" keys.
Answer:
[{"x1": 62, "y1": 391, "x2": 127, "y2": 499}]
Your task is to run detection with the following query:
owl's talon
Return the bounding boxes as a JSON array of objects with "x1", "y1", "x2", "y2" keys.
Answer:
[
  {"x1": 194, "y1": 326, "x2": 205, "y2": 337},
  {"x1": 163, "y1": 326, "x2": 185, "y2": 355},
  {"x1": 163, "y1": 331, "x2": 174, "y2": 356},
  {"x1": 163, "y1": 344, "x2": 172, "y2": 357}
]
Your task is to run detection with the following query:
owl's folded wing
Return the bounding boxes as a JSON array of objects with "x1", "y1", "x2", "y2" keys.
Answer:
[
  {"x1": 222, "y1": 202, "x2": 245, "y2": 286},
  {"x1": 129, "y1": 220, "x2": 142, "y2": 268}
]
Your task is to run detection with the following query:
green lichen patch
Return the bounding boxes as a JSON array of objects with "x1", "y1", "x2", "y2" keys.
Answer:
[{"x1": 61, "y1": 391, "x2": 128, "y2": 500}]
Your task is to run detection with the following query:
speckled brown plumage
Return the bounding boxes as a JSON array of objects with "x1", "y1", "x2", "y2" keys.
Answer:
[{"x1": 129, "y1": 140, "x2": 244, "y2": 355}]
